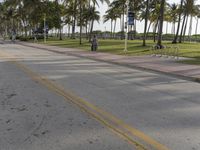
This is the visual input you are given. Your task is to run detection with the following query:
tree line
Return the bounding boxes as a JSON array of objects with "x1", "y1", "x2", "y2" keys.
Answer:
[{"x1": 0, "y1": 0, "x2": 199, "y2": 48}]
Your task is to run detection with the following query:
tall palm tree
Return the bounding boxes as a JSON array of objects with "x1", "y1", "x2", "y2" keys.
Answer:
[
  {"x1": 172, "y1": 0, "x2": 184, "y2": 44},
  {"x1": 178, "y1": 0, "x2": 197, "y2": 43},
  {"x1": 88, "y1": 0, "x2": 110, "y2": 41},
  {"x1": 168, "y1": 3, "x2": 179, "y2": 35},
  {"x1": 103, "y1": 6, "x2": 120, "y2": 38},
  {"x1": 107, "y1": 0, "x2": 125, "y2": 40},
  {"x1": 63, "y1": 0, "x2": 78, "y2": 39},
  {"x1": 187, "y1": 0, "x2": 197, "y2": 42},
  {"x1": 143, "y1": 0, "x2": 150, "y2": 46},
  {"x1": 179, "y1": 0, "x2": 189, "y2": 43},
  {"x1": 195, "y1": 5, "x2": 200, "y2": 40},
  {"x1": 63, "y1": 1, "x2": 74, "y2": 36},
  {"x1": 79, "y1": 0, "x2": 88, "y2": 44},
  {"x1": 164, "y1": 9, "x2": 173, "y2": 34},
  {"x1": 54, "y1": 0, "x2": 62, "y2": 40},
  {"x1": 157, "y1": 0, "x2": 165, "y2": 47},
  {"x1": 149, "y1": 1, "x2": 161, "y2": 42}
]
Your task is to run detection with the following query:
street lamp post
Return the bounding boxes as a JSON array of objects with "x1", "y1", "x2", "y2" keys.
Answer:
[{"x1": 124, "y1": 0, "x2": 129, "y2": 52}]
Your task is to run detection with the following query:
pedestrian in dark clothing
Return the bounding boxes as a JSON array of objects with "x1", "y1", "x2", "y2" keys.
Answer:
[
  {"x1": 11, "y1": 29, "x2": 16, "y2": 43},
  {"x1": 91, "y1": 35, "x2": 98, "y2": 51}
]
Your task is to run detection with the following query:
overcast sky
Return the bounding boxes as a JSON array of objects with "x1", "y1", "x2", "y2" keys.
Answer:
[
  {"x1": 0, "y1": 0, "x2": 199, "y2": 34},
  {"x1": 93, "y1": 0, "x2": 200, "y2": 34}
]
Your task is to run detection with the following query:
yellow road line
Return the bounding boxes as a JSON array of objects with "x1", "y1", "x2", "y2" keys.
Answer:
[{"x1": 0, "y1": 51, "x2": 170, "y2": 150}]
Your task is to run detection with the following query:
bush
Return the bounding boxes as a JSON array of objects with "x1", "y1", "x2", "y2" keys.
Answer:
[{"x1": 18, "y1": 36, "x2": 32, "y2": 41}]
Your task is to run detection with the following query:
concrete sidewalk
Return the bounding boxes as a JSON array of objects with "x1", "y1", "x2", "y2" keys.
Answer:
[{"x1": 19, "y1": 41, "x2": 200, "y2": 83}]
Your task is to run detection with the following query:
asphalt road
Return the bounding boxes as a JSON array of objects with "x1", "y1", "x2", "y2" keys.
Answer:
[{"x1": 1, "y1": 41, "x2": 200, "y2": 150}]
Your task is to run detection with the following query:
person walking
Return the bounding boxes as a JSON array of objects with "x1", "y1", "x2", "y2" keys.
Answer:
[
  {"x1": 11, "y1": 29, "x2": 16, "y2": 43},
  {"x1": 33, "y1": 29, "x2": 38, "y2": 43},
  {"x1": 91, "y1": 35, "x2": 98, "y2": 51}
]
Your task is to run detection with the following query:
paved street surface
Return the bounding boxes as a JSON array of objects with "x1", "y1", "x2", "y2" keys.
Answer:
[{"x1": 1, "y1": 40, "x2": 200, "y2": 150}]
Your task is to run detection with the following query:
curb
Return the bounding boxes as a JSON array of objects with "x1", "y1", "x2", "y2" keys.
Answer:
[{"x1": 18, "y1": 42, "x2": 200, "y2": 84}]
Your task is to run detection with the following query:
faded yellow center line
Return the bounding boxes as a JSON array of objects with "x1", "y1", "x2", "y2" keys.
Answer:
[{"x1": 0, "y1": 51, "x2": 170, "y2": 150}]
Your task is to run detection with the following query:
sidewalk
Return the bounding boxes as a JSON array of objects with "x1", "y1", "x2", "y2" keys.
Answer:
[{"x1": 19, "y1": 41, "x2": 200, "y2": 83}]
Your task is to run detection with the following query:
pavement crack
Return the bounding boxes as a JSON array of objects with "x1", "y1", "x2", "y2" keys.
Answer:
[
  {"x1": 6, "y1": 93, "x2": 17, "y2": 99},
  {"x1": 23, "y1": 115, "x2": 46, "y2": 142}
]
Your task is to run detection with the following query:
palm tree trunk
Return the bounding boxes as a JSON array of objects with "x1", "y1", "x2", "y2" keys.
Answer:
[
  {"x1": 5, "y1": 23, "x2": 8, "y2": 37},
  {"x1": 59, "y1": 27, "x2": 62, "y2": 40},
  {"x1": 173, "y1": 22, "x2": 176, "y2": 35},
  {"x1": 25, "y1": 27, "x2": 27, "y2": 37},
  {"x1": 89, "y1": 2, "x2": 96, "y2": 42},
  {"x1": 179, "y1": 11, "x2": 187, "y2": 43},
  {"x1": 72, "y1": 0, "x2": 77, "y2": 39},
  {"x1": 195, "y1": 17, "x2": 199, "y2": 41},
  {"x1": 89, "y1": 19, "x2": 94, "y2": 41},
  {"x1": 111, "y1": 20, "x2": 113, "y2": 39},
  {"x1": 166, "y1": 22, "x2": 168, "y2": 34},
  {"x1": 68, "y1": 25, "x2": 70, "y2": 37},
  {"x1": 86, "y1": 24, "x2": 88, "y2": 39},
  {"x1": 157, "y1": 0, "x2": 165, "y2": 47},
  {"x1": 121, "y1": 5, "x2": 125, "y2": 40},
  {"x1": 143, "y1": 0, "x2": 150, "y2": 46},
  {"x1": 153, "y1": 19, "x2": 159, "y2": 42},
  {"x1": 85, "y1": 1, "x2": 90, "y2": 40},
  {"x1": 183, "y1": 14, "x2": 189, "y2": 42},
  {"x1": 79, "y1": 2, "x2": 82, "y2": 45},
  {"x1": 88, "y1": 21, "x2": 91, "y2": 36},
  {"x1": 172, "y1": 0, "x2": 184, "y2": 43},
  {"x1": 146, "y1": 22, "x2": 152, "y2": 37},
  {"x1": 113, "y1": 19, "x2": 117, "y2": 39},
  {"x1": 171, "y1": 23, "x2": 173, "y2": 34},
  {"x1": 188, "y1": 15, "x2": 193, "y2": 42}
]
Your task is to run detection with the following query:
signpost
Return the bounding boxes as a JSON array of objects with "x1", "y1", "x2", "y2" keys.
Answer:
[
  {"x1": 124, "y1": 0, "x2": 134, "y2": 52},
  {"x1": 128, "y1": 12, "x2": 134, "y2": 26},
  {"x1": 124, "y1": 0, "x2": 129, "y2": 52}
]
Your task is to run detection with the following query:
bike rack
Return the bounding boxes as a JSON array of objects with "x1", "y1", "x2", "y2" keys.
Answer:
[{"x1": 151, "y1": 45, "x2": 179, "y2": 59}]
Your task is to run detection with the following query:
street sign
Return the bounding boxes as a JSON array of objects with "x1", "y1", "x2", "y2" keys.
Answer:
[{"x1": 128, "y1": 12, "x2": 134, "y2": 25}]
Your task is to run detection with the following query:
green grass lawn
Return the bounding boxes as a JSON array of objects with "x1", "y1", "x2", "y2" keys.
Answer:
[
  {"x1": 38, "y1": 38, "x2": 200, "y2": 64},
  {"x1": 39, "y1": 38, "x2": 152, "y2": 55}
]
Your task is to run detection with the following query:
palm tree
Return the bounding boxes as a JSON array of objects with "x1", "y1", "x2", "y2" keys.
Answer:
[
  {"x1": 54, "y1": 0, "x2": 62, "y2": 40},
  {"x1": 143, "y1": 0, "x2": 150, "y2": 46},
  {"x1": 4, "y1": 0, "x2": 46, "y2": 37},
  {"x1": 130, "y1": 0, "x2": 143, "y2": 39},
  {"x1": 0, "y1": 2, "x2": 8, "y2": 37},
  {"x1": 78, "y1": 0, "x2": 88, "y2": 44},
  {"x1": 178, "y1": 0, "x2": 197, "y2": 43},
  {"x1": 164, "y1": 9, "x2": 173, "y2": 34},
  {"x1": 108, "y1": 0, "x2": 126, "y2": 40},
  {"x1": 157, "y1": 0, "x2": 165, "y2": 48},
  {"x1": 63, "y1": 2, "x2": 74, "y2": 37},
  {"x1": 63, "y1": 0, "x2": 78, "y2": 39},
  {"x1": 72, "y1": 0, "x2": 78, "y2": 39},
  {"x1": 179, "y1": 1, "x2": 189, "y2": 43},
  {"x1": 88, "y1": 0, "x2": 110, "y2": 41},
  {"x1": 149, "y1": 1, "x2": 161, "y2": 42},
  {"x1": 168, "y1": 3, "x2": 179, "y2": 35},
  {"x1": 195, "y1": 5, "x2": 200, "y2": 40},
  {"x1": 103, "y1": 6, "x2": 120, "y2": 38},
  {"x1": 172, "y1": 0, "x2": 184, "y2": 44},
  {"x1": 187, "y1": 0, "x2": 197, "y2": 42},
  {"x1": 79, "y1": 1, "x2": 83, "y2": 44}
]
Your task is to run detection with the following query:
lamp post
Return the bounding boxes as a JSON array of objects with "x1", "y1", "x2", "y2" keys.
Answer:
[{"x1": 124, "y1": 0, "x2": 129, "y2": 52}]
